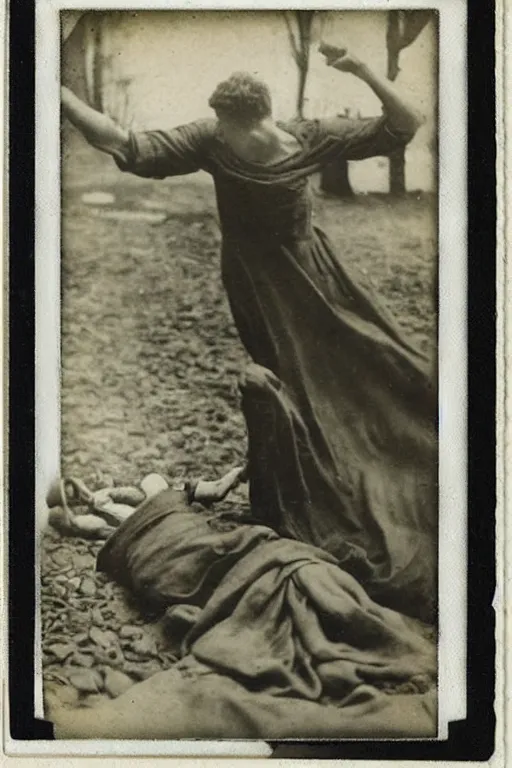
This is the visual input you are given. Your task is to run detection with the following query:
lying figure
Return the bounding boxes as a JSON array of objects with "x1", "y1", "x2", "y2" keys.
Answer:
[
  {"x1": 45, "y1": 364, "x2": 437, "y2": 739},
  {"x1": 45, "y1": 483, "x2": 437, "y2": 739}
]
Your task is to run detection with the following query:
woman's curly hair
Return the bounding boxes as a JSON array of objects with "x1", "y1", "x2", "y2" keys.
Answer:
[{"x1": 208, "y1": 72, "x2": 272, "y2": 124}]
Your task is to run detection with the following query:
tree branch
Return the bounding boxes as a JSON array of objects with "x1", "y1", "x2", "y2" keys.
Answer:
[
  {"x1": 284, "y1": 12, "x2": 300, "y2": 65},
  {"x1": 397, "y1": 10, "x2": 434, "y2": 51}
]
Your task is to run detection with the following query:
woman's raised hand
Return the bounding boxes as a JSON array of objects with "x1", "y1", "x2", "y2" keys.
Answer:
[
  {"x1": 320, "y1": 40, "x2": 423, "y2": 134},
  {"x1": 319, "y1": 42, "x2": 364, "y2": 76}
]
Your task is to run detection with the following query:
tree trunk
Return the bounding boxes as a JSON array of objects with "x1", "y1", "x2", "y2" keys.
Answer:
[
  {"x1": 92, "y1": 19, "x2": 104, "y2": 112},
  {"x1": 386, "y1": 11, "x2": 401, "y2": 81},
  {"x1": 386, "y1": 11, "x2": 406, "y2": 196},
  {"x1": 296, "y1": 60, "x2": 308, "y2": 118},
  {"x1": 320, "y1": 160, "x2": 354, "y2": 197},
  {"x1": 287, "y1": 11, "x2": 314, "y2": 118},
  {"x1": 389, "y1": 148, "x2": 406, "y2": 197}
]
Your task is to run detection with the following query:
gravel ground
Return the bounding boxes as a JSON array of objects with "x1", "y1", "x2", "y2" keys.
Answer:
[{"x1": 42, "y1": 141, "x2": 437, "y2": 710}]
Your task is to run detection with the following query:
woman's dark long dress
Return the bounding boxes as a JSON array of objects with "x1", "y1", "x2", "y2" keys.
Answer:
[{"x1": 115, "y1": 114, "x2": 437, "y2": 621}]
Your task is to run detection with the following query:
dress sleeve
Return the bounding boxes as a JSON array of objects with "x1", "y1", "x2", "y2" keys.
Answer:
[
  {"x1": 315, "y1": 114, "x2": 416, "y2": 161},
  {"x1": 113, "y1": 119, "x2": 215, "y2": 179}
]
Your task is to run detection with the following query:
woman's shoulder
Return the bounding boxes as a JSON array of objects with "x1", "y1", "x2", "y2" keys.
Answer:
[
  {"x1": 177, "y1": 117, "x2": 218, "y2": 145},
  {"x1": 278, "y1": 116, "x2": 320, "y2": 145}
]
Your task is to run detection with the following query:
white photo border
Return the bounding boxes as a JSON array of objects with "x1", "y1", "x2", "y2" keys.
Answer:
[{"x1": 18, "y1": 0, "x2": 468, "y2": 756}]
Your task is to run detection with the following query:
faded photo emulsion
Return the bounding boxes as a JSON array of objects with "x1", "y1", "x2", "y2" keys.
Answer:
[{"x1": 42, "y1": 9, "x2": 440, "y2": 740}]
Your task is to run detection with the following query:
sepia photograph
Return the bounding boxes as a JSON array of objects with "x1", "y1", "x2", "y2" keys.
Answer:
[{"x1": 37, "y1": 6, "x2": 447, "y2": 742}]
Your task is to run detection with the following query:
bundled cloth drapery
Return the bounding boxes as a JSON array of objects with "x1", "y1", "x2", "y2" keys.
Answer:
[
  {"x1": 93, "y1": 487, "x2": 437, "y2": 740},
  {"x1": 240, "y1": 363, "x2": 437, "y2": 623}
]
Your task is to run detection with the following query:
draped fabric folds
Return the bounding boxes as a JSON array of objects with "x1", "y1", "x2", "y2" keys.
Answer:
[{"x1": 94, "y1": 490, "x2": 437, "y2": 739}]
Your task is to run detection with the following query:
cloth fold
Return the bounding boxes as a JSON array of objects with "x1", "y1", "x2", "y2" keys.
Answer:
[
  {"x1": 53, "y1": 663, "x2": 437, "y2": 740},
  {"x1": 95, "y1": 490, "x2": 437, "y2": 739},
  {"x1": 240, "y1": 363, "x2": 437, "y2": 622}
]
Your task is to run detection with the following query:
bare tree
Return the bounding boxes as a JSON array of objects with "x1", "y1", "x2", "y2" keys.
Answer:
[
  {"x1": 84, "y1": 14, "x2": 106, "y2": 112},
  {"x1": 386, "y1": 10, "x2": 434, "y2": 195},
  {"x1": 284, "y1": 11, "x2": 353, "y2": 197},
  {"x1": 64, "y1": 12, "x2": 133, "y2": 129},
  {"x1": 283, "y1": 11, "x2": 354, "y2": 197},
  {"x1": 283, "y1": 11, "x2": 315, "y2": 118}
]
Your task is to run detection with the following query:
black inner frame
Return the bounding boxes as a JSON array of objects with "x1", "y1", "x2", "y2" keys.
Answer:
[{"x1": 9, "y1": 0, "x2": 496, "y2": 757}]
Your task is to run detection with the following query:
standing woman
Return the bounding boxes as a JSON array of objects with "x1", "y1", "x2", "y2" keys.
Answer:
[{"x1": 61, "y1": 43, "x2": 437, "y2": 621}]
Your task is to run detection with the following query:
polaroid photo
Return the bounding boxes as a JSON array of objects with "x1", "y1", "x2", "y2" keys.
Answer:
[{"x1": 5, "y1": 0, "x2": 501, "y2": 761}]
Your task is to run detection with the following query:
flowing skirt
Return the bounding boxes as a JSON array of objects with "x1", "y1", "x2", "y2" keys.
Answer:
[{"x1": 221, "y1": 226, "x2": 438, "y2": 622}]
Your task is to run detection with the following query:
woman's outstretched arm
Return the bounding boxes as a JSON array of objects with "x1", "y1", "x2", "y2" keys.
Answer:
[
  {"x1": 61, "y1": 86, "x2": 129, "y2": 156},
  {"x1": 319, "y1": 43, "x2": 424, "y2": 135}
]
